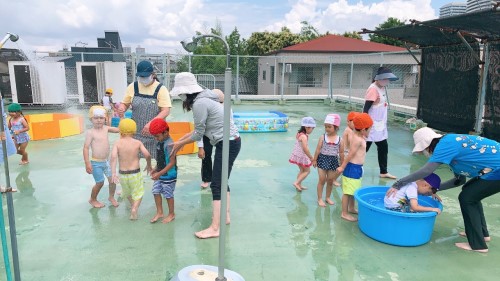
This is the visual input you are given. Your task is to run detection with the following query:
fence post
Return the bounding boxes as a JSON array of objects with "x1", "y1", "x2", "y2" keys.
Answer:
[
  {"x1": 280, "y1": 58, "x2": 285, "y2": 100},
  {"x1": 349, "y1": 55, "x2": 354, "y2": 105},
  {"x1": 476, "y1": 43, "x2": 489, "y2": 133},
  {"x1": 236, "y1": 55, "x2": 240, "y2": 100},
  {"x1": 328, "y1": 56, "x2": 333, "y2": 100}
]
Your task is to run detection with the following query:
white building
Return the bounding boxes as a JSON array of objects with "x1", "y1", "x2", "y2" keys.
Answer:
[
  {"x1": 439, "y1": 2, "x2": 467, "y2": 18},
  {"x1": 466, "y1": 0, "x2": 494, "y2": 13}
]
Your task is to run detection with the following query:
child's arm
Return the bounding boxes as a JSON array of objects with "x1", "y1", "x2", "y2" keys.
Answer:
[
  {"x1": 110, "y1": 142, "x2": 119, "y2": 184},
  {"x1": 312, "y1": 137, "x2": 323, "y2": 168},
  {"x1": 409, "y1": 198, "x2": 441, "y2": 214},
  {"x1": 7, "y1": 118, "x2": 11, "y2": 130},
  {"x1": 338, "y1": 137, "x2": 345, "y2": 166},
  {"x1": 83, "y1": 131, "x2": 93, "y2": 174},
  {"x1": 140, "y1": 143, "x2": 153, "y2": 174},
  {"x1": 299, "y1": 134, "x2": 313, "y2": 161},
  {"x1": 152, "y1": 155, "x2": 177, "y2": 180},
  {"x1": 337, "y1": 137, "x2": 360, "y2": 173},
  {"x1": 107, "y1": 126, "x2": 120, "y2": 134}
]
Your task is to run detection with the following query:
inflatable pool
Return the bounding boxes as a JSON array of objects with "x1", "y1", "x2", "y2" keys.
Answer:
[
  {"x1": 354, "y1": 186, "x2": 443, "y2": 247},
  {"x1": 233, "y1": 111, "x2": 288, "y2": 132}
]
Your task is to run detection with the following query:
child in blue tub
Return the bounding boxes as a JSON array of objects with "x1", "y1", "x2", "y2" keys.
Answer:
[{"x1": 384, "y1": 173, "x2": 442, "y2": 214}]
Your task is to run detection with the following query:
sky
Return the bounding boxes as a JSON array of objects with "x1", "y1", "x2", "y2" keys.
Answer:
[{"x1": 0, "y1": 0, "x2": 456, "y2": 54}]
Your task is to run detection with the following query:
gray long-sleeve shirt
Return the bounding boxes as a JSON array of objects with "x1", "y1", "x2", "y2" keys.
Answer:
[
  {"x1": 190, "y1": 89, "x2": 239, "y2": 145},
  {"x1": 392, "y1": 162, "x2": 467, "y2": 191}
]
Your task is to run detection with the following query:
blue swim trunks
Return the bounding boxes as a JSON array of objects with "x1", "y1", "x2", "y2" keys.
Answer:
[
  {"x1": 91, "y1": 160, "x2": 111, "y2": 183},
  {"x1": 152, "y1": 180, "x2": 176, "y2": 199}
]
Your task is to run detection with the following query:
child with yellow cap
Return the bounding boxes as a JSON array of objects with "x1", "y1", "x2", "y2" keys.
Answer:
[
  {"x1": 337, "y1": 113, "x2": 373, "y2": 222},
  {"x1": 83, "y1": 105, "x2": 120, "y2": 208},
  {"x1": 101, "y1": 88, "x2": 115, "y2": 125},
  {"x1": 110, "y1": 118, "x2": 152, "y2": 220}
]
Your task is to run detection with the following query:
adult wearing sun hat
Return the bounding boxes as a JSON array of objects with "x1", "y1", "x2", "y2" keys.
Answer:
[
  {"x1": 117, "y1": 60, "x2": 171, "y2": 158},
  {"x1": 387, "y1": 127, "x2": 500, "y2": 253},
  {"x1": 363, "y1": 66, "x2": 399, "y2": 179},
  {"x1": 170, "y1": 72, "x2": 241, "y2": 239}
]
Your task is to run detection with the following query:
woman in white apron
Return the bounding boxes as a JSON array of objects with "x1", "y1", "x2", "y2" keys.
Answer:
[{"x1": 363, "y1": 67, "x2": 398, "y2": 179}]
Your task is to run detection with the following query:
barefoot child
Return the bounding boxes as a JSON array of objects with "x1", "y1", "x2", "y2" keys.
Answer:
[
  {"x1": 110, "y1": 118, "x2": 152, "y2": 220},
  {"x1": 7, "y1": 103, "x2": 30, "y2": 165},
  {"x1": 312, "y1": 114, "x2": 344, "y2": 207},
  {"x1": 337, "y1": 113, "x2": 373, "y2": 222},
  {"x1": 384, "y1": 173, "x2": 442, "y2": 214},
  {"x1": 148, "y1": 118, "x2": 177, "y2": 224},
  {"x1": 289, "y1": 117, "x2": 316, "y2": 191},
  {"x1": 83, "y1": 106, "x2": 120, "y2": 208},
  {"x1": 101, "y1": 88, "x2": 115, "y2": 125}
]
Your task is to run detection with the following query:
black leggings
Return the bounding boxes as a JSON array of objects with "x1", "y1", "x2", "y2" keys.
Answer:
[
  {"x1": 459, "y1": 178, "x2": 500, "y2": 250},
  {"x1": 200, "y1": 136, "x2": 213, "y2": 183},
  {"x1": 366, "y1": 139, "x2": 388, "y2": 174},
  {"x1": 210, "y1": 138, "x2": 241, "y2": 201}
]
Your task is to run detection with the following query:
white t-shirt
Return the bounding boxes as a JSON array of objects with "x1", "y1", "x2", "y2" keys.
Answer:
[{"x1": 384, "y1": 182, "x2": 418, "y2": 209}]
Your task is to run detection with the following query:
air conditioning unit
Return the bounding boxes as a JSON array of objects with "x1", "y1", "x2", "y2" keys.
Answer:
[
  {"x1": 411, "y1": 65, "x2": 419, "y2": 74},
  {"x1": 8, "y1": 61, "x2": 67, "y2": 105},
  {"x1": 285, "y1": 63, "x2": 292, "y2": 73},
  {"x1": 76, "y1": 61, "x2": 127, "y2": 104}
]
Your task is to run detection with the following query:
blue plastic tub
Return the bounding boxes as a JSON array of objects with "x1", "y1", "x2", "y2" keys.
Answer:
[
  {"x1": 233, "y1": 111, "x2": 288, "y2": 132},
  {"x1": 354, "y1": 186, "x2": 443, "y2": 247}
]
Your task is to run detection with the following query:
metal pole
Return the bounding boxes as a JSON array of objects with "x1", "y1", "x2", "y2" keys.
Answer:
[
  {"x1": 349, "y1": 55, "x2": 354, "y2": 105},
  {"x1": 236, "y1": 55, "x2": 240, "y2": 100},
  {"x1": 281, "y1": 59, "x2": 285, "y2": 99},
  {"x1": 0, "y1": 97, "x2": 18, "y2": 281},
  {"x1": 328, "y1": 56, "x2": 333, "y2": 100},
  {"x1": 273, "y1": 58, "x2": 277, "y2": 96},
  {"x1": 475, "y1": 43, "x2": 489, "y2": 133}
]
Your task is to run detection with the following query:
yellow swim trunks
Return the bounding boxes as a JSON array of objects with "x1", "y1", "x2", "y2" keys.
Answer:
[
  {"x1": 341, "y1": 175, "x2": 362, "y2": 195},
  {"x1": 119, "y1": 170, "x2": 144, "y2": 201}
]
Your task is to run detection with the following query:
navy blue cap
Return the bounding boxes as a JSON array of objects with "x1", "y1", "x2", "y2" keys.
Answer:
[{"x1": 136, "y1": 61, "x2": 154, "y2": 77}]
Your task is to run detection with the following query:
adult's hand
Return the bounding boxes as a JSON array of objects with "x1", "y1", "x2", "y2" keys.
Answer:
[
  {"x1": 169, "y1": 141, "x2": 185, "y2": 156},
  {"x1": 142, "y1": 121, "x2": 151, "y2": 135},
  {"x1": 386, "y1": 187, "x2": 398, "y2": 198},
  {"x1": 116, "y1": 103, "x2": 127, "y2": 115},
  {"x1": 432, "y1": 193, "x2": 442, "y2": 202}
]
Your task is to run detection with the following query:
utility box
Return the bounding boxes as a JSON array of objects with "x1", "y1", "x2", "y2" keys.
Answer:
[
  {"x1": 76, "y1": 61, "x2": 127, "y2": 104},
  {"x1": 8, "y1": 61, "x2": 67, "y2": 105}
]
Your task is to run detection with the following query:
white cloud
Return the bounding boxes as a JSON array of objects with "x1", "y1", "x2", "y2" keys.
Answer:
[
  {"x1": 0, "y1": 0, "x2": 440, "y2": 54},
  {"x1": 56, "y1": 0, "x2": 96, "y2": 28}
]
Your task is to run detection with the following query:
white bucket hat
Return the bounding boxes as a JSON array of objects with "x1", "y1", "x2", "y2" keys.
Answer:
[
  {"x1": 412, "y1": 127, "x2": 443, "y2": 153},
  {"x1": 170, "y1": 72, "x2": 204, "y2": 96},
  {"x1": 301, "y1": 117, "x2": 316, "y2": 128}
]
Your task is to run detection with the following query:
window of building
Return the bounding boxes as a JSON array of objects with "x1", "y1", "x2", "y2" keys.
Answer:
[
  {"x1": 270, "y1": 66, "x2": 275, "y2": 84},
  {"x1": 262, "y1": 70, "x2": 266, "y2": 81},
  {"x1": 289, "y1": 65, "x2": 322, "y2": 87}
]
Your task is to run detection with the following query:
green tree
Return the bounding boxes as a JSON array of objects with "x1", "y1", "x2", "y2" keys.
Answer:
[
  {"x1": 368, "y1": 17, "x2": 406, "y2": 46},
  {"x1": 247, "y1": 27, "x2": 303, "y2": 56},
  {"x1": 299, "y1": 21, "x2": 321, "y2": 41},
  {"x1": 341, "y1": 31, "x2": 362, "y2": 40}
]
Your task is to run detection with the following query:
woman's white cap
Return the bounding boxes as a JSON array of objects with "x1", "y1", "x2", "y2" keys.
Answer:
[
  {"x1": 412, "y1": 127, "x2": 443, "y2": 153},
  {"x1": 170, "y1": 72, "x2": 203, "y2": 96}
]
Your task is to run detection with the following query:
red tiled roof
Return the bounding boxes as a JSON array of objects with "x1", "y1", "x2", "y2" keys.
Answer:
[{"x1": 280, "y1": 34, "x2": 406, "y2": 53}]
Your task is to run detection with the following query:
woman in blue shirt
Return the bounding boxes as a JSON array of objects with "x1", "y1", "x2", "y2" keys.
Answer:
[{"x1": 387, "y1": 127, "x2": 500, "y2": 253}]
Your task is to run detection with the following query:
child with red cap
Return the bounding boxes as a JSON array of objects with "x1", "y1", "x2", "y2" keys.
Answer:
[
  {"x1": 337, "y1": 113, "x2": 373, "y2": 222},
  {"x1": 312, "y1": 114, "x2": 344, "y2": 207},
  {"x1": 148, "y1": 118, "x2": 178, "y2": 224}
]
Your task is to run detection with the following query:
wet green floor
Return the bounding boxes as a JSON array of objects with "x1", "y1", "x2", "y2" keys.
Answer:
[{"x1": 0, "y1": 102, "x2": 499, "y2": 281}]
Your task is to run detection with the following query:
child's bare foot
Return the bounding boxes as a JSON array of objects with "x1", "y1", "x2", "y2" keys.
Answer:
[
  {"x1": 341, "y1": 213, "x2": 358, "y2": 222},
  {"x1": 150, "y1": 214, "x2": 163, "y2": 223},
  {"x1": 326, "y1": 198, "x2": 335, "y2": 205},
  {"x1": 89, "y1": 199, "x2": 105, "y2": 208},
  {"x1": 195, "y1": 226, "x2": 219, "y2": 239},
  {"x1": 333, "y1": 181, "x2": 341, "y2": 187},
  {"x1": 201, "y1": 182, "x2": 209, "y2": 189},
  {"x1": 348, "y1": 209, "x2": 358, "y2": 214},
  {"x1": 318, "y1": 199, "x2": 326, "y2": 207},
  {"x1": 108, "y1": 197, "x2": 119, "y2": 207},
  {"x1": 300, "y1": 185, "x2": 308, "y2": 190},
  {"x1": 130, "y1": 209, "x2": 138, "y2": 220},
  {"x1": 226, "y1": 212, "x2": 230, "y2": 225},
  {"x1": 162, "y1": 214, "x2": 175, "y2": 224},
  {"x1": 455, "y1": 242, "x2": 488, "y2": 253},
  {"x1": 19, "y1": 161, "x2": 29, "y2": 165},
  {"x1": 459, "y1": 231, "x2": 491, "y2": 242},
  {"x1": 380, "y1": 173, "x2": 397, "y2": 179},
  {"x1": 293, "y1": 183, "x2": 302, "y2": 192},
  {"x1": 116, "y1": 190, "x2": 122, "y2": 196}
]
